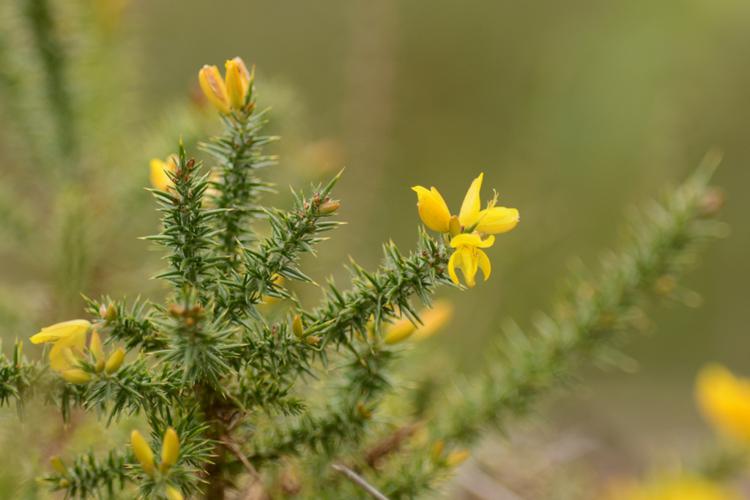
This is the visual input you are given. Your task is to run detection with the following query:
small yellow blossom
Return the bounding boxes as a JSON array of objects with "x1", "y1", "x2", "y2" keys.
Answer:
[
  {"x1": 199, "y1": 57, "x2": 254, "y2": 114},
  {"x1": 165, "y1": 485, "x2": 184, "y2": 500},
  {"x1": 383, "y1": 318, "x2": 417, "y2": 345},
  {"x1": 30, "y1": 320, "x2": 90, "y2": 372},
  {"x1": 149, "y1": 155, "x2": 178, "y2": 191},
  {"x1": 225, "y1": 57, "x2": 252, "y2": 110},
  {"x1": 160, "y1": 427, "x2": 180, "y2": 473},
  {"x1": 430, "y1": 440, "x2": 445, "y2": 462},
  {"x1": 448, "y1": 233, "x2": 494, "y2": 287},
  {"x1": 445, "y1": 449, "x2": 470, "y2": 467},
  {"x1": 412, "y1": 300, "x2": 453, "y2": 341},
  {"x1": 383, "y1": 301, "x2": 454, "y2": 344},
  {"x1": 696, "y1": 364, "x2": 750, "y2": 443},
  {"x1": 292, "y1": 314, "x2": 305, "y2": 338},
  {"x1": 61, "y1": 368, "x2": 92, "y2": 384},
  {"x1": 412, "y1": 173, "x2": 519, "y2": 235},
  {"x1": 131, "y1": 430, "x2": 155, "y2": 477},
  {"x1": 199, "y1": 64, "x2": 230, "y2": 114},
  {"x1": 104, "y1": 348, "x2": 126, "y2": 374},
  {"x1": 606, "y1": 474, "x2": 738, "y2": 500},
  {"x1": 89, "y1": 330, "x2": 105, "y2": 372}
]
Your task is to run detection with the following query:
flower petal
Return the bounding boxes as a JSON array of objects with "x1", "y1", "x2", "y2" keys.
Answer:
[
  {"x1": 449, "y1": 233, "x2": 494, "y2": 249},
  {"x1": 477, "y1": 249, "x2": 491, "y2": 281},
  {"x1": 225, "y1": 57, "x2": 251, "y2": 110},
  {"x1": 460, "y1": 247, "x2": 478, "y2": 288},
  {"x1": 412, "y1": 186, "x2": 451, "y2": 233},
  {"x1": 30, "y1": 320, "x2": 90, "y2": 345},
  {"x1": 476, "y1": 207, "x2": 519, "y2": 234},
  {"x1": 447, "y1": 251, "x2": 460, "y2": 285},
  {"x1": 198, "y1": 64, "x2": 230, "y2": 114},
  {"x1": 458, "y1": 173, "x2": 483, "y2": 227}
]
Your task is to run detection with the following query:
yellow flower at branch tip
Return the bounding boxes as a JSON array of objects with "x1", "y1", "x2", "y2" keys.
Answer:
[
  {"x1": 105, "y1": 348, "x2": 126, "y2": 374},
  {"x1": 131, "y1": 430, "x2": 155, "y2": 477},
  {"x1": 412, "y1": 172, "x2": 519, "y2": 235},
  {"x1": 160, "y1": 427, "x2": 180, "y2": 473},
  {"x1": 198, "y1": 64, "x2": 230, "y2": 114},
  {"x1": 165, "y1": 485, "x2": 184, "y2": 500},
  {"x1": 445, "y1": 449, "x2": 470, "y2": 467},
  {"x1": 383, "y1": 318, "x2": 417, "y2": 345},
  {"x1": 448, "y1": 233, "x2": 494, "y2": 288},
  {"x1": 225, "y1": 57, "x2": 252, "y2": 110},
  {"x1": 61, "y1": 368, "x2": 92, "y2": 384},
  {"x1": 149, "y1": 155, "x2": 178, "y2": 191},
  {"x1": 696, "y1": 364, "x2": 750, "y2": 443},
  {"x1": 412, "y1": 300, "x2": 454, "y2": 341},
  {"x1": 30, "y1": 320, "x2": 90, "y2": 372},
  {"x1": 606, "y1": 475, "x2": 739, "y2": 500}
]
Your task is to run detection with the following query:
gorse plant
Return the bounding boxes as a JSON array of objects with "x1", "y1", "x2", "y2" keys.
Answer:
[{"x1": 0, "y1": 53, "x2": 727, "y2": 500}]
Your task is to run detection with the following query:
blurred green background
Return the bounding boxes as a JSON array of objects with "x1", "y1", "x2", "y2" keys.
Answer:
[{"x1": 2, "y1": 0, "x2": 750, "y2": 496}]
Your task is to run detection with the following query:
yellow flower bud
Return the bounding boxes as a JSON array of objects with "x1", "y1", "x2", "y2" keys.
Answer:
[
  {"x1": 383, "y1": 318, "x2": 416, "y2": 345},
  {"x1": 411, "y1": 186, "x2": 451, "y2": 233},
  {"x1": 99, "y1": 302, "x2": 118, "y2": 322},
  {"x1": 165, "y1": 485, "x2": 184, "y2": 500},
  {"x1": 430, "y1": 440, "x2": 445, "y2": 462},
  {"x1": 292, "y1": 314, "x2": 305, "y2": 338},
  {"x1": 89, "y1": 331, "x2": 105, "y2": 371},
  {"x1": 160, "y1": 427, "x2": 180, "y2": 473},
  {"x1": 62, "y1": 368, "x2": 92, "y2": 384},
  {"x1": 131, "y1": 430, "x2": 155, "y2": 477},
  {"x1": 318, "y1": 199, "x2": 340, "y2": 215},
  {"x1": 104, "y1": 348, "x2": 125, "y2": 374},
  {"x1": 445, "y1": 449, "x2": 470, "y2": 467},
  {"x1": 50, "y1": 456, "x2": 66, "y2": 475},
  {"x1": 149, "y1": 156, "x2": 178, "y2": 191},
  {"x1": 225, "y1": 57, "x2": 251, "y2": 110},
  {"x1": 412, "y1": 301, "x2": 454, "y2": 341},
  {"x1": 198, "y1": 64, "x2": 230, "y2": 114}
]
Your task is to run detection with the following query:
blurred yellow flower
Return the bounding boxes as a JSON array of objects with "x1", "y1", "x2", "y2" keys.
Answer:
[
  {"x1": 165, "y1": 485, "x2": 184, "y2": 500},
  {"x1": 30, "y1": 320, "x2": 90, "y2": 373},
  {"x1": 696, "y1": 364, "x2": 750, "y2": 443},
  {"x1": 383, "y1": 301, "x2": 454, "y2": 344},
  {"x1": 411, "y1": 300, "x2": 453, "y2": 341},
  {"x1": 149, "y1": 155, "x2": 177, "y2": 191},
  {"x1": 412, "y1": 173, "x2": 519, "y2": 235},
  {"x1": 448, "y1": 233, "x2": 494, "y2": 287},
  {"x1": 607, "y1": 475, "x2": 738, "y2": 500},
  {"x1": 104, "y1": 347, "x2": 125, "y2": 374},
  {"x1": 160, "y1": 427, "x2": 180, "y2": 473},
  {"x1": 199, "y1": 57, "x2": 254, "y2": 114},
  {"x1": 131, "y1": 430, "x2": 155, "y2": 477}
]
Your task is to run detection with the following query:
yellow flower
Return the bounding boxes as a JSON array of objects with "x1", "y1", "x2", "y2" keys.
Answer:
[
  {"x1": 89, "y1": 330, "x2": 105, "y2": 372},
  {"x1": 165, "y1": 485, "x2": 184, "y2": 500},
  {"x1": 445, "y1": 449, "x2": 470, "y2": 467},
  {"x1": 61, "y1": 368, "x2": 92, "y2": 384},
  {"x1": 104, "y1": 348, "x2": 126, "y2": 374},
  {"x1": 131, "y1": 430, "x2": 155, "y2": 477},
  {"x1": 160, "y1": 427, "x2": 180, "y2": 473},
  {"x1": 383, "y1": 318, "x2": 417, "y2": 345},
  {"x1": 412, "y1": 173, "x2": 519, "y2": 235},
  {"x1": 696, "y1": 364, "x2": 750, "y2": 443},
  {"x1": 225, "y1": 57, "x2": 252, "y2": 110},
  {"x1": 199, "y1": 57, "x2": 254, "y2": 114},
  {"x1": 412, "y1": 300, "x2": 453, "y2": 341},
  {"x1": 448, "y1": 233, "x2": 494, "y2": 288},
  {"x1": 606, "y1": 475, "x2": 738, "y2": 500},
  {"x1": 149, "y1": 155, "x2": 177, "y2": 191},
  {"x1": 30, "y1": 320, "x2": 90, "y2": 372},
  {"x1": 383, "y1": 301, "x2": 454, "y2": 345},
  {"x1": 199, "y1": 64, "x2": 230, "y2": 114}
]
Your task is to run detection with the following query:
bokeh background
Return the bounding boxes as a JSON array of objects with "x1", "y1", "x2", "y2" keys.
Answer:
[{"x1": 2, "y1": 0, "x2": 750, "y2": 497}]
